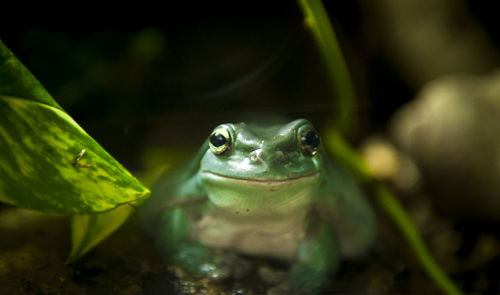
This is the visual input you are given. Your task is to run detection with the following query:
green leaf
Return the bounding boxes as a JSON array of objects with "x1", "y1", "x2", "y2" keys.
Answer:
[
  {"x1": 0, "y1": 96, "x2": 149, "y2": 213},
  {"x1": 66, "y1": 203, "x2": 136, "y2": 263},
  {"x1": 0, "y1": 39, "x2": 61, "y2": 109},
  {"x1": 0, "y1": 40, "x2": 150, "y2": 214},
  {"x1": 0, "y1": 39, "x2": 150, "y2": 262}
]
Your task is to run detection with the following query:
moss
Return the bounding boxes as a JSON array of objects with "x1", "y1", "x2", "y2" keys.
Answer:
[{"x1": 0, "y1": 244, "x2": 40, "y2": 275}]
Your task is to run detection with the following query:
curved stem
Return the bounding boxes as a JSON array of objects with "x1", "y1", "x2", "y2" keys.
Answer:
[
  {"x1": 374, "y1": 185, "x2": 463, "y2": 295},
  {"x1": 299, "y1": 1, "x2": 465, "y2": 293},
  {"x1": 324, "y1": 129, "x2": 463, "y2": 295},
  {"x1": 297, "y1": 0, "x2": 357, "y2": 136}
]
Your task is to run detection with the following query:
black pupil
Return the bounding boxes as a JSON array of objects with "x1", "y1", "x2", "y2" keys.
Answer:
[
  {"x1": 210, "y1": 133, "x2": 227, "y2": 147},
  {"x1": 303, "y1": 130, "x2": 319, "y2": 148}
]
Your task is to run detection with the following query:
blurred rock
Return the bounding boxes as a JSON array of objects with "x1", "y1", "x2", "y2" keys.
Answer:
[
  {"x1": 361, "y1": 138, "x2": 399, "y2": 180},
  {"x1": 361, "y1": 0, "x2": 500, "y2": 87},
  {"x1": 391, "y1": 71, "x2": 500, "y2": 223},
  {"x1": 361, "y1": 137, "x2": 421, "y2": 192}
]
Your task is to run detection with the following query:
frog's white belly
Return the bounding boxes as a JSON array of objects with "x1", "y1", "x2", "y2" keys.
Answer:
[{"x1": 193, "y1": 212, "x2": 307, "y2": 260}]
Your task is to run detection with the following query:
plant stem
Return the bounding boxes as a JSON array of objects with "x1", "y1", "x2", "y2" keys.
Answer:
[
  {"x1": 374, "y1": 184, "x2": 463, "y2": 295},
  {"x1": 297, "y1": 1, "x2": 465, "y2": 293},
  {"x1": 324, "y1": 129, "x2": 463, "y2": 295},
  {"x1": 297, "y1": 0, "x2": 357, "y2": 136}
]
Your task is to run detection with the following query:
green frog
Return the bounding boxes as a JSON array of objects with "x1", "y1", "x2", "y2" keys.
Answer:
[{"x1": 140, "y1": 119, "x2": 376, "y2": 294}]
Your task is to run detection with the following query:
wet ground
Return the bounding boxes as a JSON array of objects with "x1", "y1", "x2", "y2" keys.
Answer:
[{"x1": 2, "y1": 192, "x2": 497, "y2": 295}]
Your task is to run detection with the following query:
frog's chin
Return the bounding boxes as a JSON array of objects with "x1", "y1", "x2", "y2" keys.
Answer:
[
  {"x1": 199, "y1": 170, "x2": 319, "y2": 185},
  {"x1": 199, "y1": 170, "x2": 320, "y2": 218}
]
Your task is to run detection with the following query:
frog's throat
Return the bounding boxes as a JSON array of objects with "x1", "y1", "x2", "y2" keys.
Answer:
[{"x1": 200, "y1": 170, "x2": 319, "y2": 184}]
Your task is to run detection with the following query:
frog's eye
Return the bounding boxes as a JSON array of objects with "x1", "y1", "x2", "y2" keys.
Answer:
[
  {"x1": 300, "y1": 128, "x2": 320, "y2": 156},
  {"x1": 209, "y1": 126, "x2": 232, "y2": 155}
]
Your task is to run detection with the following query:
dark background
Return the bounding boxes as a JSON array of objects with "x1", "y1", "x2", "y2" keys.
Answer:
[{"x1": 2, "y1": 1, "x2": 500, "y2": 171}]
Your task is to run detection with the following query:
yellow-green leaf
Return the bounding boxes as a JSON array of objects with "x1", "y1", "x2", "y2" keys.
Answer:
[
  {"x1": 0, "y1": 96, "x2": 149, "y2": 213},
  {"x1": 0, "y1": 38, "x2": 151, "y2": 262},
  {"x1": 0, "y1": 39, "x2": 61, "y2": 109},
  {"x1": 0, "y1": 39, "x2": 150, "y2": 214},
  {"x1": 67, "y1": 204, "x2": 136, "y2": 263}
]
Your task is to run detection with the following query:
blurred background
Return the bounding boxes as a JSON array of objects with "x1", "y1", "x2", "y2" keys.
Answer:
[
  {"x1": 2, "y1": 1, "x2": 500, "y2": 294},
  {"x1": 2, "y1": 1, "x2": 499, "y2": 166}
]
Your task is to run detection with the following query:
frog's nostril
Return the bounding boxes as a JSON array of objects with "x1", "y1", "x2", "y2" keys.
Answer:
[
  {"x1": 251, "y1": 149, "x2": 289, "y2": 165},
  {"x1": 250, "y1": 149, "x2": 263, "y2": 164}
]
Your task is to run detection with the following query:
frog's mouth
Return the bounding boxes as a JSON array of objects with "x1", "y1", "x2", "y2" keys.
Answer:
[{"x1": 200, "y1": 170, "x2": 319, "y2": 184}]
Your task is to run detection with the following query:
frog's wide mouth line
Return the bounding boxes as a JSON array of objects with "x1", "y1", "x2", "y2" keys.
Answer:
[{"x1": 200, "y1": 170, "x2": 319, "y2": 183}]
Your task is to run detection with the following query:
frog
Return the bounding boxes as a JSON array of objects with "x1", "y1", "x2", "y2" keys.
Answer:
[{"x1": 140, "y1": 119, "x2": 376, "y2": 295}]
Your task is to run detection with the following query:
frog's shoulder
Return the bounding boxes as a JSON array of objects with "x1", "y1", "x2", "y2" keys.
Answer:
[
  {"x1": 315, "y1": 155, "x2": 377, "y2": 257},
  {"x1": 317, "y1": 157, "x2": 363, "y2": 201},
  {"x1": 152, "y1": 140, "x2": 208, "y2": 197},
  {"x1": 139, "y1": 141, "x2": 209, "y2": 233}
]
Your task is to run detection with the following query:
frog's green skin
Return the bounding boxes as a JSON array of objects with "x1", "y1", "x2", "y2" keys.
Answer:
[{"x1": 140, "y1": 119, "x2": 376, "y2": 295}]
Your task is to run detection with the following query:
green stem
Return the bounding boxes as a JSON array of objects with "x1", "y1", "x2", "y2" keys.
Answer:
[
  {"x1": 324, "y1": 130, "x2": 463, "y2": 295},
  {"x1": 374, "y1": 185, "x2": 463, "y2": 295},
  {"x1": 299, "y1": 1, "x2": 465, "y2": 293},
  {"x1": 297, "y1": 0, "x2": 357, "y2": 135}
]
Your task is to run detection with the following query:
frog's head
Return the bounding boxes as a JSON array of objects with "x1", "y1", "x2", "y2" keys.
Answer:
[{"x1": 199, "y1": 119, "x2": 323, "y2": 218}]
